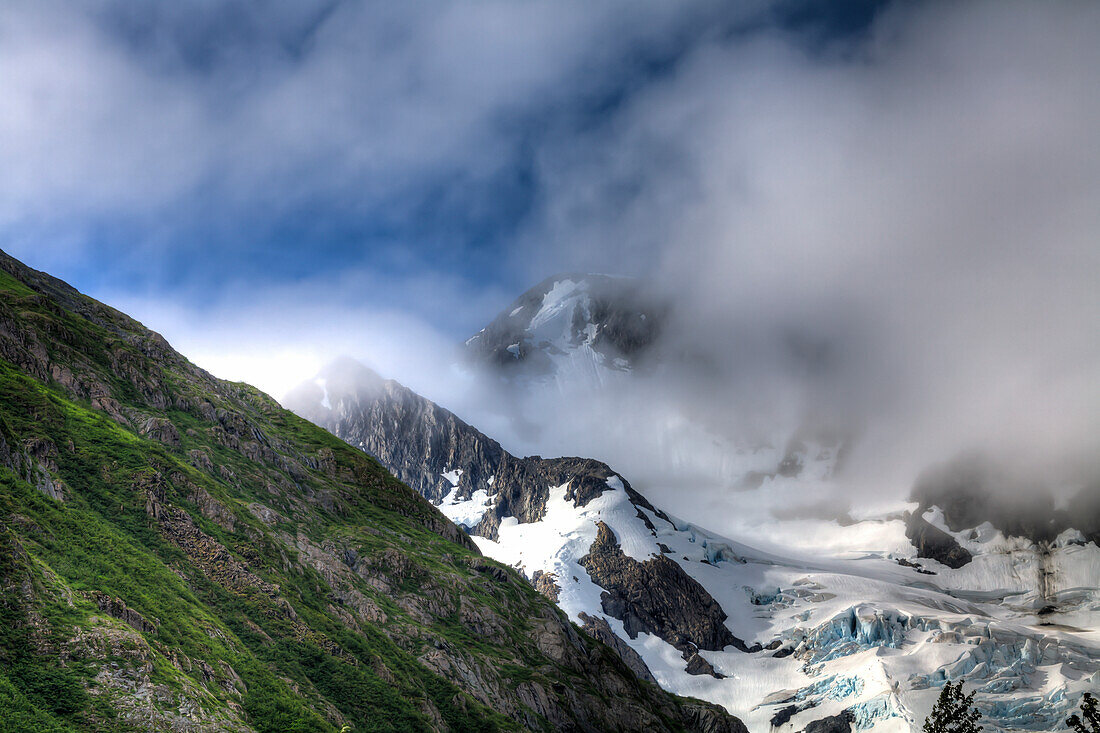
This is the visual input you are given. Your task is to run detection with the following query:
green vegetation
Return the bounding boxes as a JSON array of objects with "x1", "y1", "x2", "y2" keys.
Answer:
[
  {"x1": 0, "y1": 362, "x2": 507, "y2": 731},
  {"x1": 923, "y1": 682, "x2": 983, "y2": 733},
  {"x1": 1068, "y1": 693, "x2": 1100, "y2": 733},
  {"x1": 0, "y1": 268, "x2": 35, "y2": 297},
  {"x1": 0, "y1": 251, "x2": 735, "y2": 732}
]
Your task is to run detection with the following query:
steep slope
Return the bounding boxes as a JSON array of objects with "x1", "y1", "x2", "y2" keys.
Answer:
[
  {"x1": 0, "y1": 250, "x2": 746, "y2": 733},
  {"x1": 285, "y1": 359, "x2": 662, "y2": 541},
  {"x1": 289, "y1": 358, "x2": 1100, "y2": 733}
]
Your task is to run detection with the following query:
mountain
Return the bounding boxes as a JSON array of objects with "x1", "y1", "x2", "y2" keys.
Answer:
[
  {"x1": 0, "y1": 250, "x2": 749, "y2": 733},
  {"x1": 458, "y1": 273, "x2": 849, "y2": 543},
  {"x1": 909, "y1": 453, "x2": 1100, "y2": 548},
  {"x1": 288, "y1": 357, "x2": 1100, "y2": 733},
  {"x1": 464, "y1": 274, "x2": 664, "y2": 388}
]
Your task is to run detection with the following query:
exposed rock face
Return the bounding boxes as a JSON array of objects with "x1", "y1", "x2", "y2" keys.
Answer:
[
  {"x1": 287, "y1": 358, "x2": 507, "y2": 505},
  {"x1": 905, "y1": 513, "x2": 973, "y2": 569},
  {"x1": 577, "y1": 612, "x2": 657, "y2": 685},
  {"x1": 579, "y1": 522, "x2": 753, "y2": 657},
  {"x1": 803, "y1": 710, "x2": 854, "y2": 733},
  {"x1": 0, "y1": 434, "x2": 66, "y2": 502},
  {"x1": 531, "y1": 569, "x2": 561, "y2": 603},
  {"x1": 679, "y1": 705, "x2": 751, "y2": 733},
  {"x1": 285, "y1": 358, "x2": 641, "y2": 541},
  {"x1": 683, "y1": 651, "x2": 725, "y2": 678},
  {"x1": 91, "y1": 593, "x2": 159, "y2": 634},
  {"x1": 771, "y1": 704, "x2": 802, "y2": 727},
  {"x1": 139, "y1": 416, "x2": 181, "y2": 446}
]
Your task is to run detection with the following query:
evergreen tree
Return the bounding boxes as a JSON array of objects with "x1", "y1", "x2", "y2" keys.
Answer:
[
  {"x1": 923, "y1": 681, "x2": 983, "y2": 733},
  {"x1": 1067, "y1": 693, "x2": 1100, "y2": 733}
]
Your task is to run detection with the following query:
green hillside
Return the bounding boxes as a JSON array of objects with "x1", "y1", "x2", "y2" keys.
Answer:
[{"x1": 0, "y1": 251, "x2": 743, "y2": 732}]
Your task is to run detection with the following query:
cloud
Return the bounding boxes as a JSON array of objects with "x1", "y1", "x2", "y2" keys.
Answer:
[
  {"x1": 0, "y1": 1, "x2": 756, "y2": 275},
  {"x1": 0, "y1": 0, "x2": 784, "y2": 376},
  {"x1": 104, "y1": 265, "x2": 512, "y2": 403},
  {"x1": 480, "y1": 0, "x2": 1100, "y2": 517},
  {"x1": 2, "y1": 0, "x2": 1097, "y2": 532}
]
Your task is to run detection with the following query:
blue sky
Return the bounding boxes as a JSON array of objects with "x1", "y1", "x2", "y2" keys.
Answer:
[{"x1": 1, "y1": 1, "x2": 886, "y2": 337}]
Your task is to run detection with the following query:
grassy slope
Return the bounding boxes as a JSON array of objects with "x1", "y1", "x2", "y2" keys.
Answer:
[{"x1": 0, "y1": 253, "x2": 739, "y2": 732}]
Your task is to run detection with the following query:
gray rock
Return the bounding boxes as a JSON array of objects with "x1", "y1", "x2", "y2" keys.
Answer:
[
  {"x1": 579, "y1": 521, "x2": 756, "y2": 655},
  {"x1": 464, "y1": 273, "x2": 665, "y2": 376},
  {"x1": 803, "y1": 710, "x2": 854, "y2": 733},
  {"x1": 284, "y1": 357, "x2": 649, "y2": 540},
  {"x1": 904, "y1": 513, "x2": 973, "y2": 569},
  {"x1": 577, "y1": 611, "x2": 658, "y2": 685}
]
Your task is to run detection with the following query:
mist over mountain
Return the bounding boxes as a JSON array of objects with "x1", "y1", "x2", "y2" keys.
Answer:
[
  {"x1": 396, "y1": 270, "x2": 1093, "y2": 553},
  {"x1": 285, "y1": 338, "x2": 1099, "y2": 732},
  {"x1": 2, "y1": 1, "x2": 1099, "y2": 731}
]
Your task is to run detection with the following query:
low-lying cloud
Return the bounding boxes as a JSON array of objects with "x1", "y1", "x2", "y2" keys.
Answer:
[
  {"x1": 2, "y1": 1, "x2": 1097, "y2": 533},
  {"x1": 494, "y1": 0, "x2": 1100, "y2": 514}
]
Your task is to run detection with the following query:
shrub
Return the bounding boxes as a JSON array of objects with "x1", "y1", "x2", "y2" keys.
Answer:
[
  {"x1": 1068, "y1": 693, "x2": 1099, "y2": 733},
  {"x1": 923, "y1": 681, "x2": 982, "y2": 733}
]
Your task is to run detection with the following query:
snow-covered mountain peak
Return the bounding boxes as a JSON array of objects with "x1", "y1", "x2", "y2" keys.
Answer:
[{"x1": 465, "y1": 273, "x2": 664, "y2": 385}]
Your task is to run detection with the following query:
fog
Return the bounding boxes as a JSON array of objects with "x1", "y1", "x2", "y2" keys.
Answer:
[
  {"x1": 2, "y1": 1, "x2": 1098, "y2": 533},
  {"x1": 448, "y1": 1, "x2": 1100, "y2": 529}
]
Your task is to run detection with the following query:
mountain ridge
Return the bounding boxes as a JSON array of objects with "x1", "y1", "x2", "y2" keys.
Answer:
[
  {"x1": 288, "y1": 343, "x2": 1100, "y2": 731},
  {"x1": 0, "y1": 249, "x2": 747, "y2": 732}
]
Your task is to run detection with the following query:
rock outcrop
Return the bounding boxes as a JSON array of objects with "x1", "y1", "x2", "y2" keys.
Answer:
[
  {"x1": 577, "y1": 612, "x2": 657, "y2": 685},
  {"x1": 905, "y1": 513, "x2": 973, "y2": 569},
  {"x1": 285, "y1": 357, "x2": 650, "y2": 540},
  {"x1": 464, "y1": 273, "x2": 665, "y2": 376},
  {"x1": 579, "y1": 522, "x2": 754, "y2": 658},
  {"x1": 803, "y1": 710, "x2": 854, "y2": 733}
]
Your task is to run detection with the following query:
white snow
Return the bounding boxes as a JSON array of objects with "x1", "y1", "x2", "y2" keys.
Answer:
[
  {"x1": 437, "y1": 486, "x2": 493, "y2": 527},
  {"x1": 528, "y1": 278, "x2": 582, "y2": 332},
  {"x1": 441, "y1": 468, "x2": 463, "y2": 486},
  {"x1": 466, "y1": 476, "x2": 1100, "y2": 733},
  {"x1": 582, "y1": 321, "x2": 598, "y2": 344}
]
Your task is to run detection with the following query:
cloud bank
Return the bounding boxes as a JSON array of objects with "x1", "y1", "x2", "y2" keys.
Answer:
[
  {"x1": 498, "y1": 0, "x2": 1100, "y2": 510},
  {"x1": 1, "y1": 1, "x2": 1098, "y2": 526}
]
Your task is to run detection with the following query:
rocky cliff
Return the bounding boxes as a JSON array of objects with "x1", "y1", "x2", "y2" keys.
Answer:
[
  {"x1": 287, "y1": 358, "x2": 658, "y2": 542},
  {"x1": 285, "y1": 358, "x2": 763, "y2": 688}
]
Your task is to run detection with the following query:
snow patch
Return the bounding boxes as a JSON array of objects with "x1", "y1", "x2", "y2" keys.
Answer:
[
  {"x1": 466, "y1": 476, "x2": 1100, "y2": 732},
  {"x1": 438, "y1": 487, "x2": 492, "y2": 528}
]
